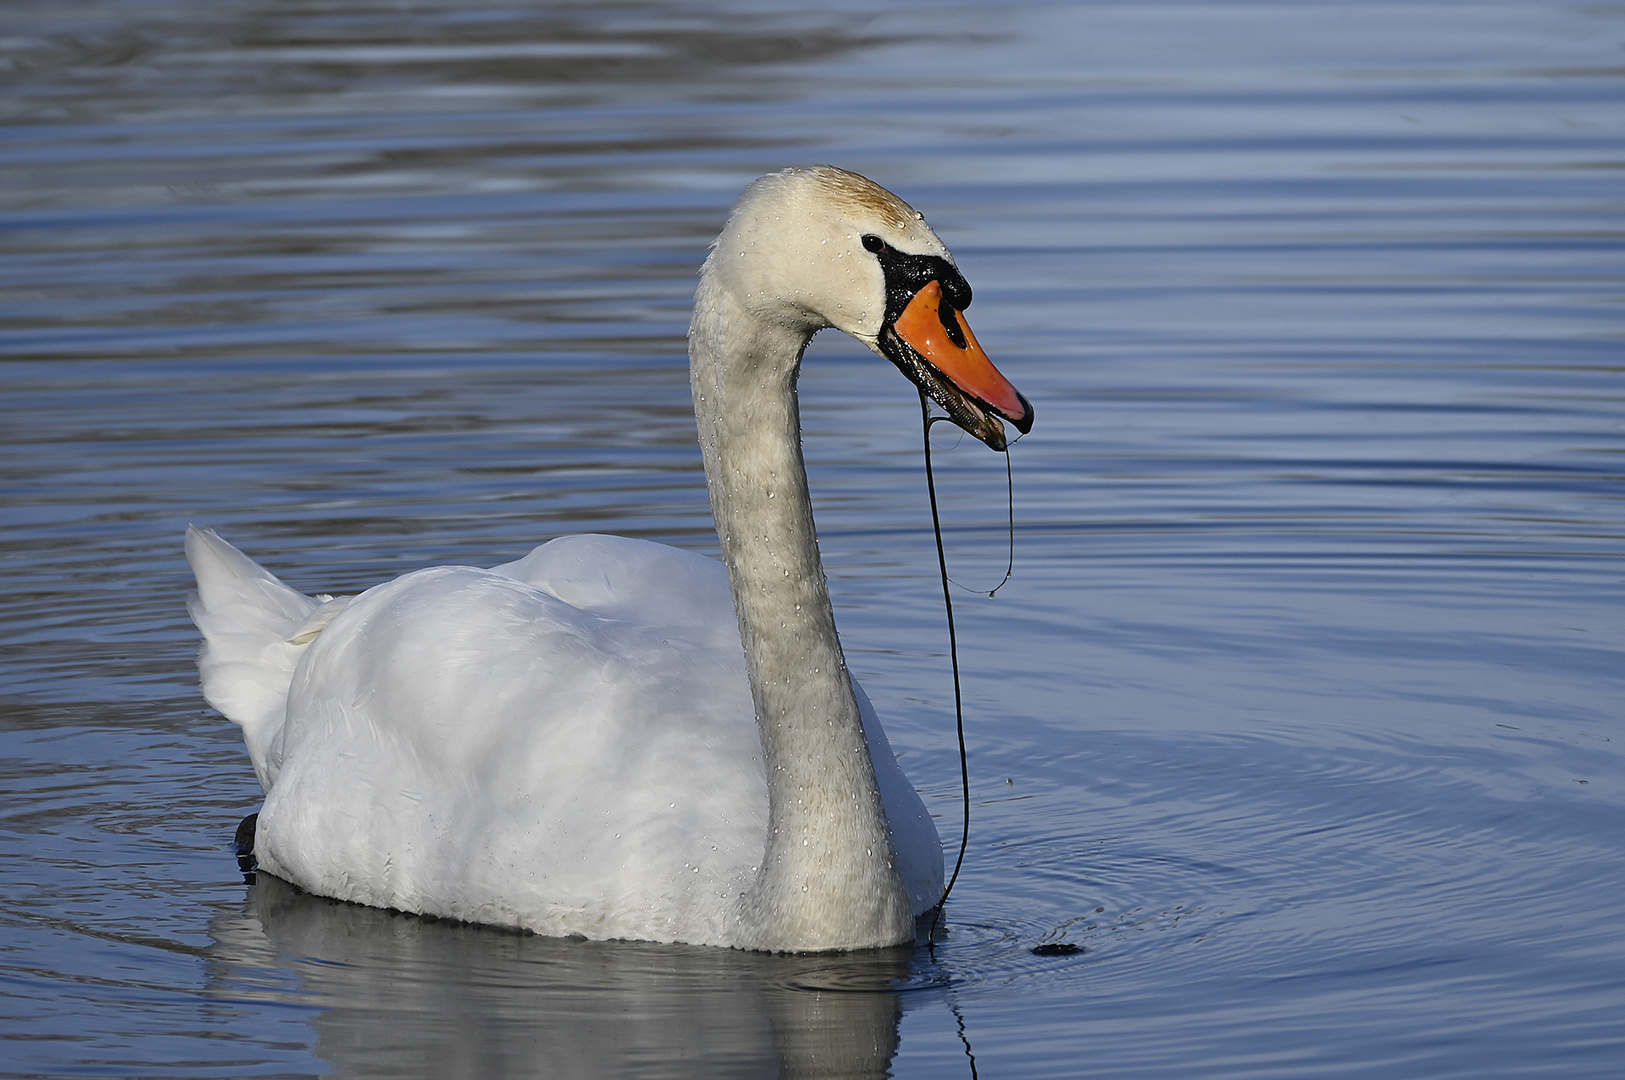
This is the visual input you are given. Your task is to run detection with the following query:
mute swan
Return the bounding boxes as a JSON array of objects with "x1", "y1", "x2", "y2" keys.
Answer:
[{"x1": 186, "y1": 166, "x2": 1033, "y2": 952}]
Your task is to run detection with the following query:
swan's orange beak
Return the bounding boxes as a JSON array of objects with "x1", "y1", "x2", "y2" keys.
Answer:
[{"x1": 884, "y1": 279, "x2": 1033, "y2": 450}]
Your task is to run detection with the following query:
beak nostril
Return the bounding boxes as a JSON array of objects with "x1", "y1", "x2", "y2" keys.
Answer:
[{"x1": 938, "y1": 302, "x2": 967, "y2": 349}]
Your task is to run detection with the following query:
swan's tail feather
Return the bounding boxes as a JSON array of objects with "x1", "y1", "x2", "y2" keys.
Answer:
[{"x1": 185, "y1": 525, "x2": 344, "y2": 789}]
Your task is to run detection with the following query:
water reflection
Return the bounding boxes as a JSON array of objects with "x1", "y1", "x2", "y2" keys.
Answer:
[{"x1": 206, "y1": 873, "x2": 917, "y2": 1080}]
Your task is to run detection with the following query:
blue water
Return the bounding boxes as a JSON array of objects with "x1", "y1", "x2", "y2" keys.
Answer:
[{"x1": 2, "y1": 1, "x2": 1622, "y2": 1076}]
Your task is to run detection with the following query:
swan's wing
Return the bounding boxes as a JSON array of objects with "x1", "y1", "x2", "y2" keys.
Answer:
[{"x1": 259, "y1": 539, "x2": 767, "y2": 942}]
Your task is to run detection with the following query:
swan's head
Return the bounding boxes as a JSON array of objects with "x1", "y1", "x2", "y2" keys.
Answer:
[{"x1": 711, "y1": 166, "x2": 1034, "y2": 451}]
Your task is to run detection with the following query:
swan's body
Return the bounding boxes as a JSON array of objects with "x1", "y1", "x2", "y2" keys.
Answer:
[{"x1": 188, "y1": 166, "x2": 1031, "y2": 951}]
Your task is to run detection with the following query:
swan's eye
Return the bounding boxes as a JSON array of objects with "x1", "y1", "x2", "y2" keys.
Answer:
[{"x1": 866, "y1": 239, "x2": 973, "y2": 326}]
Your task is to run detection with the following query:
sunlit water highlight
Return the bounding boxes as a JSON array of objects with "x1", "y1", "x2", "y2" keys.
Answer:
[{"x1": 2, "y1": 1, "x2": 1622, "y2": 1076}]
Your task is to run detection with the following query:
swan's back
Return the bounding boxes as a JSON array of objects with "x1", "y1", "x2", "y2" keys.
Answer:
[
  {"x1": 187, "y1": 528, "x2": 940, "y2": 943},
  {"x1": 204, "y1": 533, "x2": 762, "y2": 942}
]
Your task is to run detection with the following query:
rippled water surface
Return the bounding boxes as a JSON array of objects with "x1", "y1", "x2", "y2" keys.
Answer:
[{"x1": 3, "y1": 1, "x2": 1623, "y2": 1076}]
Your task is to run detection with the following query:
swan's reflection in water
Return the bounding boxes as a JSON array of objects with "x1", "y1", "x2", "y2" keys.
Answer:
[{"x1": 207, "y1": 873, "x2": 920, "y2": 1079}]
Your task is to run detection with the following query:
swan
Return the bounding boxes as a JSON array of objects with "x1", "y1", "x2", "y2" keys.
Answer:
[{"x1": 186, "y1": 165, "x2": 1033, "y2": 952}]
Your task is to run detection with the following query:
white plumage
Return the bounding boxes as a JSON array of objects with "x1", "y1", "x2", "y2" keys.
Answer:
[
  {"x1": 188, "y1": 166, "x2": 1030, "y2": 951},
  {"x1": 188, "y1": 529, "x2": 939, "y2": 944}
]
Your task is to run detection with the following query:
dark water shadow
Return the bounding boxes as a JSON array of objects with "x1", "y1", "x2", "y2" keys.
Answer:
[{"x1": 204, "y1": 872, "x2": 923, "y2": 1080}]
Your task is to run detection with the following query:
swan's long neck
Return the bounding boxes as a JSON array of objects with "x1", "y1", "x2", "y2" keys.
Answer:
[{"x1": 690, "y1": 268, "x2": 914, "y2": 951}]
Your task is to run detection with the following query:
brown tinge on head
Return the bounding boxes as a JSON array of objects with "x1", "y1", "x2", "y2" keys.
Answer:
[{"x1": 801, "y1": 165, "x2": 921, "y2": 231}]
